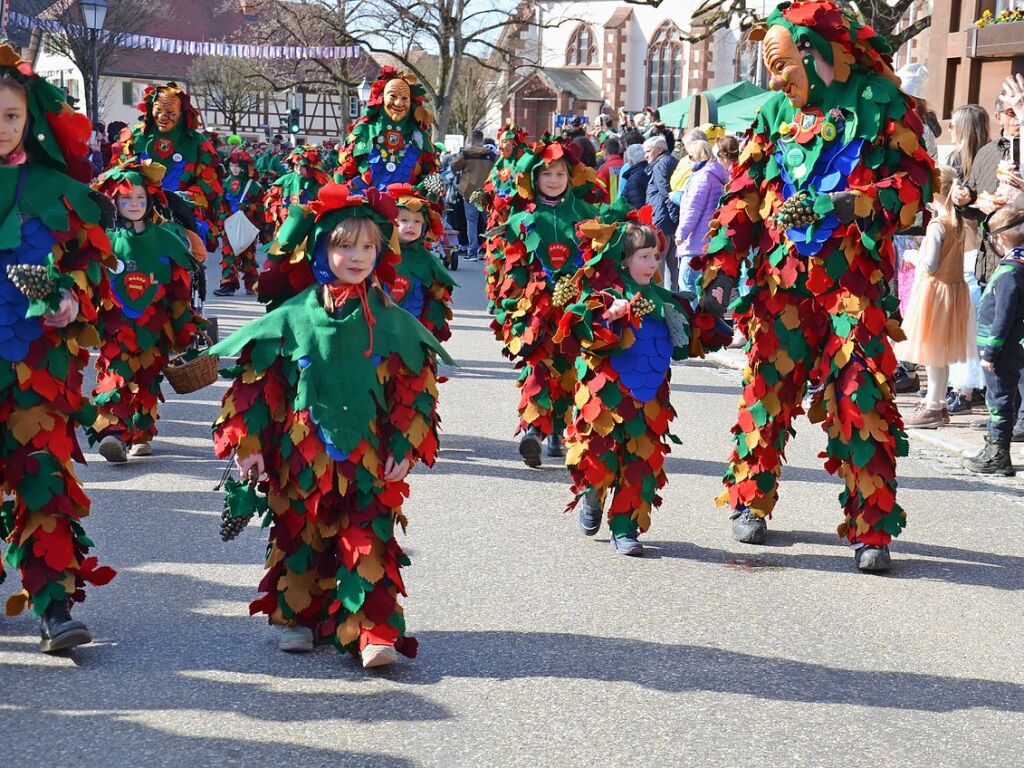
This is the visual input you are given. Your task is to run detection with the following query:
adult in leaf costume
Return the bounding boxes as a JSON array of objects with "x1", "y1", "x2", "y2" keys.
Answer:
[
  {"x1": 694, "y1": 0, "x2": 938, "y2": 571},
  {"x1": 335, "y1": 67, "x2": 437, "y2": 191},
  {"x1": 214, "y1": 149, "x2": 264, "y2": 297},
  {"x1": 0, "y1": 45, "x2": 116, "y2": 651},
  {"x1": 554, "y1": 201, "x2": 702, "y2": 556},
  {"x1": 210, "y1": 184, "x2": 450, "y2": 667},
  {"x1": 117, "y1": 83, "x2": 225, "y2": 250},
  {"x1": 386, "y1": 181, "x2": 456, "y2": 343},
  {"x1": 490, "y1": 138, "x2": 601, "y2": 466},
  {"x1": 89, "y1": 160, "x2": 202, "y2": 462},
  {"x1": 479, "y1": 124, "x2": 529, "y2": 307}
]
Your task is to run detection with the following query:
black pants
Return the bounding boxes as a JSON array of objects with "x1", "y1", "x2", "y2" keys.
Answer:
[{"x1": 984, "y1": 347, "x2": 1024, "y2": 446}]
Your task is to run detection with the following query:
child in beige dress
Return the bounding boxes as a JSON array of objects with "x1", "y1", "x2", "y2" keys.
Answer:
[{"x1": 899, "y1": 166, "x2": 978, "y2": 428}]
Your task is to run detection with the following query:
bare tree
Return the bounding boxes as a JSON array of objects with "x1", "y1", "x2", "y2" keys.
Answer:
[
  {"x1": 189, "y1": 56, "x2": 263, "y2": 133},
  {"x1": 443, "y1": 58, "x2": 507, "y2": 137},
  {"x1": 19, "y1": 0, "x2": 163, "y2": 117},
  {"x1": 684, "y1": 0, "x2": 930, "y2": 50}
]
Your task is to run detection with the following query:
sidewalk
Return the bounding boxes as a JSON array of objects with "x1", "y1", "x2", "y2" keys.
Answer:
[{"x1": 703, "y1": 347, "x2": 1011, "y2": 464}]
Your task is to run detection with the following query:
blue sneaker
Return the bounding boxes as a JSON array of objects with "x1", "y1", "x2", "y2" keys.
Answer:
[
  {"x1": 610, "y1": 534, "x2": 643, "y2": 556},
  {"x1": 945, "y1": 391, "x2": 973, "y2": 414},
  {"x1": 577, "y1": 491, "x2": 602, "y2": 536}
]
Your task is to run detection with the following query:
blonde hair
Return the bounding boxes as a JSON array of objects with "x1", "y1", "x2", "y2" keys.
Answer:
[
  {"x1": 686, "y1": 139, "x2": 713, "y2": 162},
  {"x1": 950, "y1": 105, "x2": 989, "y2": 180},
  {"x1": 936, "y1": 165, "x2": 964, "y2": 238},
  {"x1": 328, "y1": 216, "x2": 383, "y2": 251}
]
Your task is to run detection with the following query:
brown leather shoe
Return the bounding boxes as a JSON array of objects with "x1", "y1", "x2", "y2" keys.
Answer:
[{"x1": 905, "y1": 406, "x2": 944, "y2": 429}]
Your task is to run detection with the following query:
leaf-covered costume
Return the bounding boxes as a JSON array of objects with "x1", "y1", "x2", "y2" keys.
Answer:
[
  {"x1": 259, "y1": 147, "x2": 330, "y2": 305},
  {"x1": 555, "y1": 203, "x2": 698, "y2": 539},
  {"x1": 88, "y1": 162, "x2": 200, "y2": 449},
  {"x1": 480, "y1": 125, "x2": 529, "y2": 308},
  {"x1": 694, "y1": 1, "x2": 937, "y2": 546},
  {"x1": 211, "y1": 185, "x2": 450, "y2": 656},
  {"x1": 219, "y1": 151, "x2": 265, "y2": 292},
  {"x1": 335, "y1": 68, "x2": 437, "y2": 191},
  {"x1": 116, "y1": 83, "x2": 225, "y2": 250},
  {"x1": 0, "y1": 45, "x2": 116, "y2": 618},
  {"x1": 386, "y1": 183, "x2": 456, "y2": 343},
  {"x1": 255, "y1": 148, "x2": 285, "y2": 184},
  {"x1": 490, "y1": 139, "x2": 601, "y2": 437}
]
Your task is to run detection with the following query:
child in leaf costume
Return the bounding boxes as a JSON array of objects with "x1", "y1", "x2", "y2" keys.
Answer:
[
  {"x1": 0, "y1": 45, "x2": 116, "y2": 651},
  {"x1": 214, "y1": 149, "x2": 264, "y2": 297},
  {"x1": 210, "y1": 184, "x2": 450, "y2": 668},
  {"x1": 263, "y1": 146, "x2": 329, "y2": 227},
  {"x1": 116, "y1": 83, "x2": 225, "y2": 251},
  {"x1": 335, "y1": 67, "x2": 437, "y2": 191},
  {"x1": 555, "y1": 202, "x2": 700, "y2": 556},
  {"x1": 88, "y1": 160, "x2": 202, "y2": 462},
  {"x1": 386, "y1": 182, "x2": 456, "y2": 343},
  {"x1": 694, "y1": 0, "x2": 938, "y2": 571},
  {"x1": 490, "y1": 138, "x2": 601, "y2": 467},
  {"x1": 480, "y1": 124, "x2": 529, "y2": 308},
  {"x1": 258, "y1": 146, "x2": 331, "y2": 305}
]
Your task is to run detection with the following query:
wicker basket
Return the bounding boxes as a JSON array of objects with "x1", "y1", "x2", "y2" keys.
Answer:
[{"x1": 164, "y1": 334, "x2": 219, "y2": 394}]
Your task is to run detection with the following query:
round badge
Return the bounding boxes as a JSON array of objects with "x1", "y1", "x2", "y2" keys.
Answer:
[
  {"x1": 386, "y1": 162, "x2": 397, "y2": 172},
  {"x1": 785, "y1": 146, "x2": 805, "y2": 166},
  {"x1": 821, "y1": 122, "x2": 837, "y2": 141},
  {"x1": 172, "y1": 153, "x2": 183, "y2": 163}
]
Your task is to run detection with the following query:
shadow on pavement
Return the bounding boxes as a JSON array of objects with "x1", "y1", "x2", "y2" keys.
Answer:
[{"x1": 403, "y1": 630, "x2": 1024, "y2": 713}]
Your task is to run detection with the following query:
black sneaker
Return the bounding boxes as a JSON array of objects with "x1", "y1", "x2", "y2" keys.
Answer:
[
  {"x1": 854, "y1": 545, "x2": 892, "y2": 573},
  {"x1": 963, "y1": 437, "x2": 1015, "y2": 476},
  {"x1": 518, "y1": 427, "x2": 542, "y2": 467},
  {"x1": 730, "y1": 507, "x2": 768, "y2": 544},
  {"x1": 213, "y1": 287, "x2": 237, "y2": 297},
  {"x1": 893, "y1": 365, "x2": 920, "y2": 394},
  {"x1": 40, "y1": 601, "x2": 92, "y2": 653},
  {"x1": 577, "y1": 490, "x2": 602, "y2": 536}
]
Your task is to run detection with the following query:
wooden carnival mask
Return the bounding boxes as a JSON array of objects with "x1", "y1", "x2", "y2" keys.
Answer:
[
  {"x1": 153, "y1": 89, "x2": 183, "y2": 134},
  {"x1": 382, "y1": 79, "x2": 411, "y2": 123},
  {"x1": 763, "y1": 25, "x2": 833, "y2": 109}
]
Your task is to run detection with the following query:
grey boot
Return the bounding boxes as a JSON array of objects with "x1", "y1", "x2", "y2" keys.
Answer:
[
  {"x1": 577, "y1": 490, "x2": 602, "y2": 536},
  {"x1": 518, "y1": 427, "x2": 542, "y2": 468},
  {"x1": 963, "y1": 436, "x2": 1015, "y2": 476},
  {"x1": 730, "y1": 507, "x2": 768, "y2": 544},
  {"x1": 40, "y1": 601, "x2": 92, "y2": 653},
  {"x1": 854, "y1": 545, "x2": 892, "y2": 573}
]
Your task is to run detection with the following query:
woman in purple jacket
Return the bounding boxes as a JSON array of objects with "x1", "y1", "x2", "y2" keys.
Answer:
[{"x1": 674, "y1": 137, "x2": 732, "y2": 301}]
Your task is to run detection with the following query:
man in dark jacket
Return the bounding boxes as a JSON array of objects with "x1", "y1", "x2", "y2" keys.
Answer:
[
  {"x1": 644, "y1": 134, "x2": 680, "y2": 290},
  {"x1": 451, "y1": 129, "x2": 496, "y2": 260}
]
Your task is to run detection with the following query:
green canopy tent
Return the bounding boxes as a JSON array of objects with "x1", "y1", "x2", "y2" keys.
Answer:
[
  {"x1": 657, "y1": 81, "x2": 768, "y2": 131},
  {"x1": 716, "y1": 90, "x2": 775, "y2": 134}
]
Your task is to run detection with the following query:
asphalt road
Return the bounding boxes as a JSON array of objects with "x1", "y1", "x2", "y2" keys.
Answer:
[{"x1": 3, "y1": 256, "x2": 1023, "y2": 767}]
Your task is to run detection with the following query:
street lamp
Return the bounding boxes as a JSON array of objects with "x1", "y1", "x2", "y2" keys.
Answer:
[
  {"x1": 357, "y1": 76, "x2": 372, "y2": 104},
  {"x1": 79, "y1": 0, "x2": 108, "y2": 123}
]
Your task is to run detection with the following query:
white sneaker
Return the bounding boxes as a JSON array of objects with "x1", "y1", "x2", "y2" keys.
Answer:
[
  {"x1": 361, "y1": 644, "x2": 398, "y2": 668},
  {"x1": 130, "y1": 442, "x2": 153, "y2": 457},
  {"x1": 277, "y1": 625, "x2": 314, "y2": 652},
  {"x1": 98, "y1": 437, "x2": 128, "y2": 463}
]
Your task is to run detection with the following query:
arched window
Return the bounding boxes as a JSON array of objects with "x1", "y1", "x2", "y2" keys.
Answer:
[
  {"x1": 646, "y1": 21, "x2": 684, "y2": 107},
  {"x1": 566, "y1": 23, "x2": 598, "y2": 67}
]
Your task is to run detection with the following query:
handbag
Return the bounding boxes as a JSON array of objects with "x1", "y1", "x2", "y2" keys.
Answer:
[{"x1": 224, "y1": 180, "x2": 260, "y2": 255}]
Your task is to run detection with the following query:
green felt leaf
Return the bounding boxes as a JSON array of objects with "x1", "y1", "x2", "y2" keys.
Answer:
[
  {"x1": 850, "y1": 438, "x2": 876, "y2": 469},
  {"x1": 813, "y1": 193, "x2": 835, "y2": 217},
  {"x1": 371, "y1": 515, "x2": 394, "y2": 543},
  {"x1": 831, "y1": 313, "x2": 855, "y2": 337},
  {"x1": 285, "y1": 543, "x2": 313, "y2": 575},
  {"x1": 19, "y1": 452, "x2": 64, "y2": 511},
  {"x1": 749, "y1": 401, "x2": 769, "y2": 428},
  {"x1": 335, "y1": 567, "x2": 372, "y2": 613}
]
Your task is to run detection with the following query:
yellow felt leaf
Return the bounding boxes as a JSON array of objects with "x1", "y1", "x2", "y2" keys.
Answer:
[
  {"x1": 356, "y1": 548, "x2": 387, "y2": 585},
  {"x1": 592, "y1": 409, "x2": 616, "y2": 436},
  {"x1": 337, "y1": 612, "x2": 363, "y2": 646},
  {"x1": 885, "y1": 319, "x2": 906, "y2": 342},
  {"x1": 5, "y1": 591, "x2": 28, "y2": 617},
  {"x1": 833, "y1": 340, "x2": 854, "y2": 369},
  {"x1": 841, "y1": 294, "x2": 866, "y2": 315},
  {"x1": 749, "y1": 495, "x2": 775, "y2": 514},
  {"x1": 774, "y1": 349, "x2": 795, "y2": 375},
  {"x1": 289, "y1": 419, "x2": 310, "y2": 444},
  {"x1": 18, "y1": 511, "x2": 56, "y2": 545},
  {"x1": 521, "y1": 401, "x2": 542, "y2": 425},
  {"x1": 8, "y1": 406, "x2": 55, "y2": 445},
  {"x1": 733, "y1": 461, "x2": 751, "y2": 481},
  {"x1": 279, "y1": 568, "x2": 318, "y2": 614},
  {"x1": 404, "y1": 414, "x2": 430, "y2": 448},
  {"x1": 565, "y1": 440, "x2": 585, "y2": 467},
  {"x1": 900, "y1": 202, "x2": 918, "y2": 229},
  {"x1": 507, "y1": 337, "x2": 522, "y2": 356},
  {"x1": 780, "y1": 303, "x2": 801, "y2": 330},
  {"x1": 853, "y1": 193, "x2": 874, "y2": 218},
  {"x1": 633, "y1": 505, "x2": 651, "y2": 534}
]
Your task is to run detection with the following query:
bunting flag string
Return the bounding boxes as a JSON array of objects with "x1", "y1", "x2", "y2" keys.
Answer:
[{"x1": 7, "y1": 11, "x2": 362, "y2": 61}]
